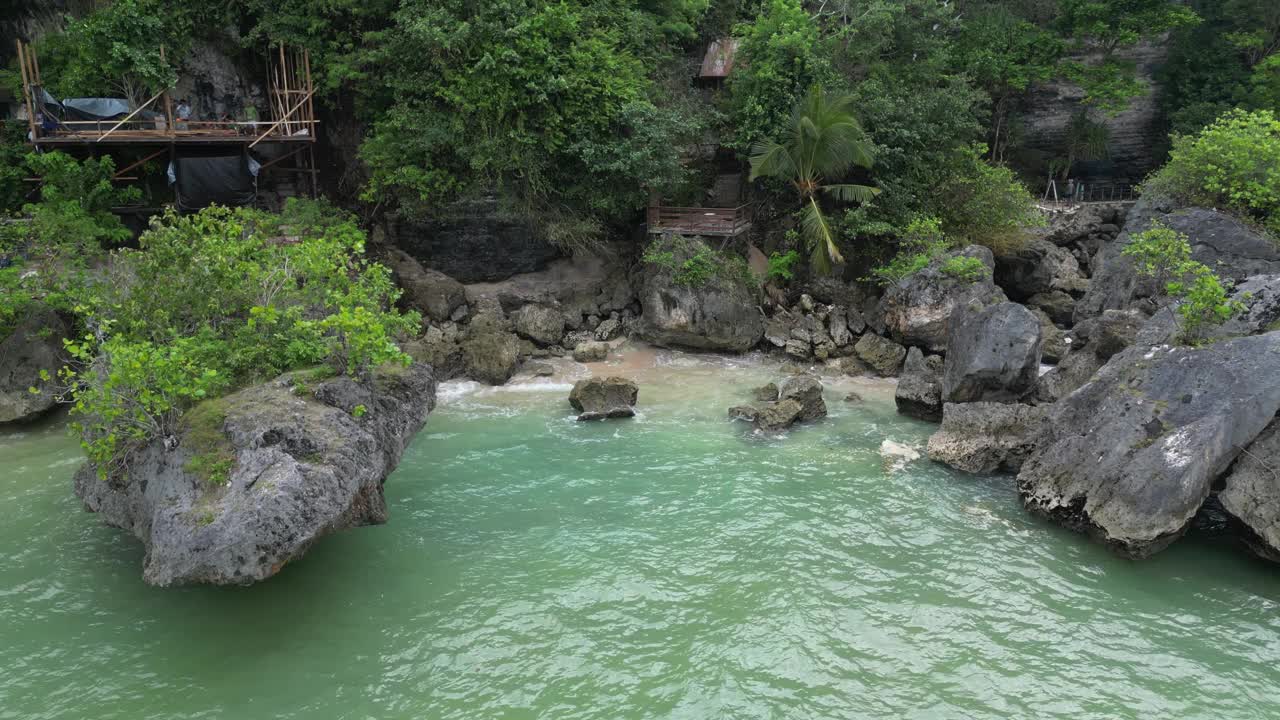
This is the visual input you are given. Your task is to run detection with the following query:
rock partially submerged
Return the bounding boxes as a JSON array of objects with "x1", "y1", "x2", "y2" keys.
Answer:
[
  {"x1": 0, "y1": 306, "x2": 68, "y2": 424},
  {"x1": 74, "y1": 363, "x2": 437, "y2": 586},
  {"x1": 778, "y1": 375, "x2": 827, "y2": 422},
  {"x1": 1220, "y1": 419, "x2": 1280, "y2": 563},
  {"x1": 730, "y1": 375, "x2": 827, "y2": 432},
  {"x1": 853, "y1": 333, "x2": 907, "y2": 377},
  {"x1": 572, "y1": 341, "x2": 610, "y2": 363},
  {"x1": 461, "y1": 310, "x2": 520, "y2": 385},
  {"x1": 927, "y1": 403, "x2": 1046, "y2": 474},
  {"x1": 569, "y1": 376, "x2": 638, "y2": 421},
  {"x1": 1018, "y1": 333, "x2": 1280, "y2": 558}
]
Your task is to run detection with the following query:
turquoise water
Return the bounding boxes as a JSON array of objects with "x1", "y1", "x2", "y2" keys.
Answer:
[{"x1": 2, "y1": 348, "x2": 1279, "y2": 719}]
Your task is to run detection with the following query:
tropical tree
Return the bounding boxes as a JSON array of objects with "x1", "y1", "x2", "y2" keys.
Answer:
[{"x1": 749, "y1": 85, "x2": 879, "y2": 273}]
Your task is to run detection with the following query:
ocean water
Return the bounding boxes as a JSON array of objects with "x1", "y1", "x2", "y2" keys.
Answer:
[{"x1": 2, "y1": 347, "x2": 1278, "y2": 719}]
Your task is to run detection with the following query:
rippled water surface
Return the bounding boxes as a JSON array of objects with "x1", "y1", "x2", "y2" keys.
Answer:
[{"x1": 3, "y1": 347, "x2": 1280, "y2": 719}]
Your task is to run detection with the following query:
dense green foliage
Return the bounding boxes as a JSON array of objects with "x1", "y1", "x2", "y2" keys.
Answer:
[
  {"x1": 0, "y1": 152, "x2": 136, "y2": 338},
  {"x1": 868, "y1": 216, "x2": 953, "y2": 286},
  {"x1": 1144, "y1": 110, "x2": 1280, "y2": 234},
  {"x1": 1122, "y1": 222, "x2": 1242, "y2": 341},
  {"x1": 58, "y1": 201, "x2": 417, "y2": 480}
]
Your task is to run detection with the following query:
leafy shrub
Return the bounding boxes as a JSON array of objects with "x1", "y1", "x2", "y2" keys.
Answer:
[
  {"x1": 61, "y1": 200, "x2": 418, "y2": 481},
  {"x1": 1143, "y1": 109, "x2": 1280, "y2": 234},
  {"x1": 767, "y1": 249, "x2": 801, "y2": 282},
  {"x1": 642, "y1": 235, "x2": 755, "y2": 290},
  {"x1": 1122, "y1": 222, "x2": 1243, "y2": 341},
  {"x1": 869, "y1": 217, "x2": 953, "y2": 285},
  {"x1": 942, "y1": 146, "x2": 1044, "y2": 256},
  {"x1": 940, "y1": 256, "x2": 988, "y2": 283}
]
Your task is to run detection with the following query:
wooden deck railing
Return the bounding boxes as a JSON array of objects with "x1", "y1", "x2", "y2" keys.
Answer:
[{"x1": 646, "y1": 205, "x2": 751, "y2": 237}]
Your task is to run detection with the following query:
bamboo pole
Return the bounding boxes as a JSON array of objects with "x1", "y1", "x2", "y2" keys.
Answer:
[
  {"x1": 16, "y1": 41, "x2": 38, "y2": 143},
  {"x1": 96, "y1": 89, "x2": 166, "y2": 142},
  {"x1": 160, "y1": 45, "x2": 175, "y2": 138},
  {"x1": 111, "y1": 148, "x2": 168, "y2": 180},
  {"x1": 249, "y1": 90, "x2": 314, "y2": 148}
]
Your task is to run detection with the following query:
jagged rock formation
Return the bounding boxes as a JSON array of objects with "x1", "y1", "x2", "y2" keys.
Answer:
[
  {"x1": 895, "y1": 347, "x2": 944, "y2": 422},
  {"x1": 0, "y1": 306, "x2": 67, "y2": 424},
  {"x1": 1018, "y1": 332, "x2": 1280, "y2": 558},
  {"x1": 876, "y1": 246, "x2": 1007, "y2": 353},
  {"x1": 942, "y1": 302, "x2": 1042, "y2": 404},
  {"x1": 74, "y1": 363, "x2": 437, "y2": 586},
  {"x1": 385, "y1": 249, "x2": 467, "y2": 323},
  {"x1": 927, "y1": 403, "x2": 1047, "y2": 474}
]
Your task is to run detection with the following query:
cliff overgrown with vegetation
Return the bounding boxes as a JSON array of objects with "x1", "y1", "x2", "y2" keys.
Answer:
[{"x1": 4, "y1": 0, "x2": 1277, "y2": 262}]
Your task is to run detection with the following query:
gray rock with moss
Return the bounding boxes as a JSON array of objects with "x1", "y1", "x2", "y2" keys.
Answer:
[
  {"x1": 778, "y1": 375, "x2": 826, "y2": 422},
  {"x1": 638, "y1": 238, "x2": 763, "y2": 352},
  {"x1": 461, "y1": 311, "x2": 520, "y2": 385},
  {"x1": 853, "y1": 333, "x2": 907, "y2": 377},
  {"x1": 1018, "y1": 333, "x2": 1280, "y2": 558},
  {"x1": 876, "y1": 246, "x2": 1007, "y2": 352},
  {"x1": 74, "y1": 363, "x2": 437, "y2": 586},
  {"x1": 0, "y1": 306, "x2": 68, "y2": 424},
  {"x1": 895, "y1": 347, "x2": 944, "y2": 422},
  {"x1": 1220, "y1": 418, "x2": 1280, "y2": 563}
]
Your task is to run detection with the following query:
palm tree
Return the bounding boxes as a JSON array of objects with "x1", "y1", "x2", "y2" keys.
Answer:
[{"x1": 749, "y1": 85, "x2": 880, "y2": 274}]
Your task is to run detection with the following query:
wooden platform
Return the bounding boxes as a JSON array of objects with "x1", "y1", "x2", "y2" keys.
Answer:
[{"x1": 646, "y1": 205, "x2": 751, "y2": 237}]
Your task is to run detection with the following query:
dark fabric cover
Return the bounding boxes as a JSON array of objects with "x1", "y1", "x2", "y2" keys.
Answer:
[
  {"x1": 174, "y1": 152, "x2": 256, "y2": 213},
  {"x1": 61, "y1": 97, "x2": 131, "y2": 120}
]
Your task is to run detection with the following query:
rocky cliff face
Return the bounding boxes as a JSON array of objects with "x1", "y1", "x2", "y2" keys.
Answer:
[
  {"x1": 390, "y1": 198, "x2": 558, "y2": 283},
  {"x1": 0, "y1": 306, "x2": 68, "y2": 425},
  {"x1": 75, "y1": 363, "x2": 436, "y2": 587},
  {"x1": 1016, "y1": 41, "x2": 1168, "y2": 184}
]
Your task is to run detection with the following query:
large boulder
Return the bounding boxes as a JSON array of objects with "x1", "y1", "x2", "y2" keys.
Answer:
[
  {"x1": 1219, "y1": 418, "x2": 1280, "y2": 563},
  {"x1": 994, "y1": 238, "x2": 1088, "y2": 300},
  {"x1": 461, "y1": 311, "x2": 520, "y2": 385},
  {"x1": 1035, "y1": 309, "x2": 1142, "y2": 403},
  {"x1": 569, "y1": 376, "x2": 638, "y2": 421},
  {"x1": 384, "y1": 249, "x2": 466, "y2": 323},
  {"x1": 1078, "y1": 205, "x2": 1280, "y2": 322},
  {"x1": 74, "y1": 364, "x2": 437, "y2": 586},
  {"x1": 942, "y1": 302, "x2": 1042, "y2": 403},
  {"x1": 0, "y1": 306, "x2": 68, "y2": 424},
  {"x1": 853, "y1": 333, "x2": 907, "y2": 377},
  {"x1": 405, "y1": 324, "x2": 465, "y2": 380},
  {"x1": 1018, "y1": 332, "x2": 1280, "y2": 558},
  {"x1": 511, "y1": 304, "x2": 566, "y2": 346},
  {"x1": 778, "y1": 375, "x2": 827, "y2": 422},
  {"x1": 927, "y1": 402, "x2": 1047, "y2": 474},
  {"x1": 639, "y1": 242, "x2": 764, "y2": 352},
  {"x1": 1029, "y1": 307, "x2": 1068, "y2": 364},
  {"x1": 876, "y1": 246, "x2": 1008, "y2": 352},
  {"x1": 572, "y1": 341, "x2": 610, "y2": 363},
  {"x1": 895, "y1": 347, "x2": 944, "y2": 422}
]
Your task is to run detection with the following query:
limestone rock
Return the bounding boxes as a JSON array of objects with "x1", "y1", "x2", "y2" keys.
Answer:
[
  {"x1": 74, "y1": 364, "x2": 437, "y2": 586},
  {"x1": 994, "y1": 238, "x2": 1088, "y2": 300},
  {"x1": 728, "y1": 405, "x2": 760, "y2": 422},
  {"x1": 754, "y1": 399, "x2": 804, "y2": 432},
  {"x1": 778, "y1": 375, "x2": 827, "y2": 422},
  {"x1": 1018, "y1": 332, "x2": 1280, "y2": 558},
  {"x1": 752, "y1": 383, "x2": 779, "y2": 402},
  {"x1": 572, "y1": 341, "x2": 610, "y2": 363},
  {"x1": 461, "y1": 313, "x2": 520, "y2": 385},
  {"x1": 854, "y1": 333, "x2": 907, "y2": 377},
  {"x1": 384, "y1": 249, "x2": 466, "y2": 323},
  {"x1": 639, "y1": 240, "x2": 764, "y2": 352},
  {"x1": 927, "y1": 402, "x2": 1047, "y2": 474},
  {"x1": 569, "y1": 376, "x2": 638, "y2": 421},
  {"x1": 1035, "y1": 309, "x2": 1142, "y2": 403},
  {"x1": 1220, "y1": 418, "x2": 1280, "y2": 563},
  {"x1": 512, "y1": 304, "x2": 566, "y2": 346},
  {"x1": 1029, "y1": 307, "x2": 1068, "y2": 364},
  {"x1": 0, "y1": 306, "x2": 67, "y2": 424},
  {"x1": 1027, "y1": 290, "x2": 1076, "y2": 326},
  {"x1": 877, "y1": 246, "x2": 1007, "y2": 352},
  {"x1": 895, "y1": 347, "x2": 944, "y2": 422},
  {"x1": 1078, "y1": 205, "x2": 1280, "y2": 322},
  {"x1": 942, "y1": 302, "x2": 1042, "y2": 404}
]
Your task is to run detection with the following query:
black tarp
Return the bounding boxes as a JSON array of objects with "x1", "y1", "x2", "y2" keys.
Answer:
[{"x1": 173, "y1": 151, "x2": 257, "y2": 213}]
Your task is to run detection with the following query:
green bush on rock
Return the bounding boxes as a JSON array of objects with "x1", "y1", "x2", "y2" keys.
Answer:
[
  {"x1": 1122, "y1": 221, "x2": 1243, "y2": 341},
  {"x1": 61, "y1": 200, "x2": 418, "y2": 481},
  {"x1": 1144, "y1": 109, "x2": 1280, "y2": 235}
]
